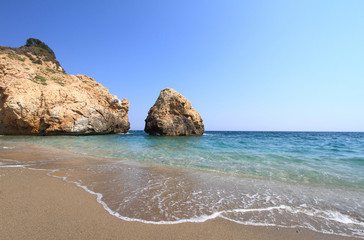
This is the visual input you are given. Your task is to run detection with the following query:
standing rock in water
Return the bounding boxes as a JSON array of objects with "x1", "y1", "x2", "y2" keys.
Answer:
[
  {"x1": 0, "y1": 38, "x2": 130, "y2": 135},
  {"x1": 145, "y1": 88, "x2": 204, "y2": 136}
]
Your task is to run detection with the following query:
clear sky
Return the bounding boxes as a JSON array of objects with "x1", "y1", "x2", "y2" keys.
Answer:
[{"x1": 1, "y1": 0, "x2": 363, "y2": 131}]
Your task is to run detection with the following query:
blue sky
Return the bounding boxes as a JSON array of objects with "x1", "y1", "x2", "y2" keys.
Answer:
[{"x1": 1, "y1": 0, "x2": 363, "y2": 131}]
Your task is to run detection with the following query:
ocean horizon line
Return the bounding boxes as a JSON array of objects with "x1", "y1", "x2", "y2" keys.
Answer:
[{"x1": 129, "y1": 129, "x2": 364, "y2": 133}]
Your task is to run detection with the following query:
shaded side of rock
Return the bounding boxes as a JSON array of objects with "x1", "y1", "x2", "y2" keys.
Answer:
[{"x1": 144, "y1": 88, "x2": 204, "y2": 136}]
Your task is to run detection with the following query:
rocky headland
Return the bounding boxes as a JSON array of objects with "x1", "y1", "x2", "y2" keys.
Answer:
[
  {"x1": 145, "y1": 88, "x2": 204, "y2": 136},
  {"x1": 0, "y1": 39, "x2": 130, "y2": 135}
]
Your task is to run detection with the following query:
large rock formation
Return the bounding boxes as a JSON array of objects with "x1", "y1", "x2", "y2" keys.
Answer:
[
  {"x1": 0, "y1": 40, "x2": 130, "y2": 135},
  {"x1": 145, "y1": 88, "x2": 204, "y2": 136}
]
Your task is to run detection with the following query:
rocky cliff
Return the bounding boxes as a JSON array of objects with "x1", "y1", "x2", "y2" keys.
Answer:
[
  {"x1": 0, "y1": 40, "x2": 130, "y2": 135},
  {"x1": 145, "y1": 88, "x2": 204, "y2": 136}
]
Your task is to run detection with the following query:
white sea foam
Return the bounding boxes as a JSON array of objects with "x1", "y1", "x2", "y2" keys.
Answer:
[
  {"x1": 323, "y1": 210, "x2": 364, "y2": 226},
  {"x1": 1, "y1": 155, "x2": 363, "y2": 239},
  {"x1": 0, "y1": 159, "x2": 22, "y2": 169},
  {"x1": 0, "y1": 164, "x2": 31, "y2": 168},
  {"x1": 37, "y1": 169, "x2": 364, "y2": 240},
  {"x1": 281, "y1": 205, "x2": 364, "y2": 226},
  {"x1": 0, "y1": 158, "x2": 20, "y2": 162},
  {"x1": 1, "y1": 146, "x2": 15, "y2": 149}
]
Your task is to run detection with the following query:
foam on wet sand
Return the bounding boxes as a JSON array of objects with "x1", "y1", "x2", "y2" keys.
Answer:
[{"x1": 0, "y1": 144, "x2": 360, "y2": 240}]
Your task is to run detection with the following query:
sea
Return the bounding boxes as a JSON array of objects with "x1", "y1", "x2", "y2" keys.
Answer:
[{"x1": 0, "y1": 131, "x2": 363, "y2": 238}]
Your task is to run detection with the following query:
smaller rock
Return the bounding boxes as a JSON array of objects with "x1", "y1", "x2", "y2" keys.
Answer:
[{"x1": 145, "y1": 88, "x2": 204, "y2": 136}]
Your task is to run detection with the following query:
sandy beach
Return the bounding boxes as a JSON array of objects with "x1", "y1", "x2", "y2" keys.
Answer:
[
  {"x1": 2, "y1": 1, "x2": 364, "y2": 238},
  {"x1": 0, "y1": 165, "x2": 359, "y2": 240}
]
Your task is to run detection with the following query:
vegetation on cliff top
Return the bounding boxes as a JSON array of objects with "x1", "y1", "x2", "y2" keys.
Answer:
[{"x1": 0, "y1": 38, "x2": 65, "y2": 73}]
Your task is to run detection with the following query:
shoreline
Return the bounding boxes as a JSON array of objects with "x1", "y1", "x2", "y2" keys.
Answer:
[{"x1": 0, "y1": 165, "x2": 360, "y2": 239}]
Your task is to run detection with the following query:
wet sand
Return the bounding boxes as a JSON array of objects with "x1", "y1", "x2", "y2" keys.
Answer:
[{"x1": 0, "y1": 166, "x2": 359, "y2": 240}]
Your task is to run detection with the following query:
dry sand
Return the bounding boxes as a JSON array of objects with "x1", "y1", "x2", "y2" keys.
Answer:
[{"x1": 0, "y1": 166, "x2": 359, "y2": 240}]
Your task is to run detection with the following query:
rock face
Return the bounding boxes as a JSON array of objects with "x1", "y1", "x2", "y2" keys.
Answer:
[
  {"x1": 145, "y1": 88, "x2": 204, "y2": 136},
  {"x1": 0, "y1": 44, "x2": 130, "y2": 135}
]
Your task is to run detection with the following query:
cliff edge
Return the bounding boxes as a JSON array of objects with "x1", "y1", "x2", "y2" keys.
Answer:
[{"x1": 0, "y1": 39, "x2": 130, "y2": 135}]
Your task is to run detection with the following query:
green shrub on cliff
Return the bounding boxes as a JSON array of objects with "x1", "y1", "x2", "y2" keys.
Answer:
[
  {"x1": 24, "y1": 38, "x2": 56, "y2": 60},
  {"x1": 33, "y1": 74, "x2": 48, "y2": 85},
  {"x1": 46, "y1": 67, "x2": 56, "y2": 73},
  {"x1": 22, "y1": 38, "x2": 65, "y2": 73},
  {"x1": 0, "y1": 38, "x2": 65, "y2": 73}
]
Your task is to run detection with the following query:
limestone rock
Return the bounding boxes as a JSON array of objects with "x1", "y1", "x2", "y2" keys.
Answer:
[
  {"x1": 145, "y1": 88, "x2": 204, "y2": 136},
  {"x1": 0, "y1": 45, "x2": 130, "y2": 135}
]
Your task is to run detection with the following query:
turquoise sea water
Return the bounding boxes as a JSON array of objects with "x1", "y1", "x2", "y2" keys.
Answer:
[{"x1": 1, "y1": 131, "x2": 364, "y2": 238}]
